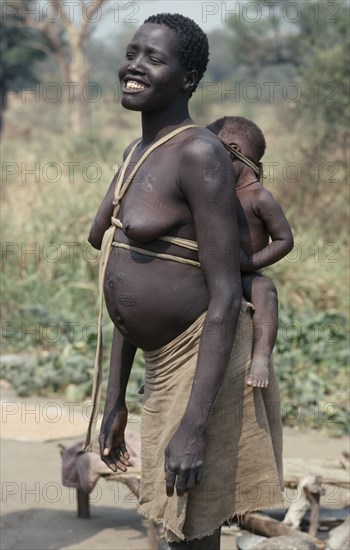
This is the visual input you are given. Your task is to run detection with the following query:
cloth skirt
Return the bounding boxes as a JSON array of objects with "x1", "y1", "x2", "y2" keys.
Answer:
[{"x1": 139, "y1": 300, "x2": 283, "y2": 542}]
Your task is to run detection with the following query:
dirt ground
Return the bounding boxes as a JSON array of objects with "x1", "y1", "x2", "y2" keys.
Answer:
[{"x1": 1, "y1": 382, "x2": 349, "y2": 550}]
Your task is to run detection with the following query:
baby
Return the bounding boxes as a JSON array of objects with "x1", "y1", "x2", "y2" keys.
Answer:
[{"x1": 207, "y1": 116, "x2": 294, "y2": 387}]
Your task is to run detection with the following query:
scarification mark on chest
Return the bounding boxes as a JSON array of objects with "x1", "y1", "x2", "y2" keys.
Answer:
[
  {"x1": 128, "y1": 170, "x2": 169, "y2": 209},
  {"x1": 137, "y1": 172, "x2": 154, "y2": 192},
  {"x1": 116, "y1": 271, "x2": 126, "y2": 281}
]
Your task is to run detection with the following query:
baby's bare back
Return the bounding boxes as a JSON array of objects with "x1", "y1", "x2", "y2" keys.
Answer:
[
  {"x1": 237, "y1": 184, "x2": 270, "y2": 256},
  {"x1": 236, "y1": 181, "x2": 294, "y2": 271}
]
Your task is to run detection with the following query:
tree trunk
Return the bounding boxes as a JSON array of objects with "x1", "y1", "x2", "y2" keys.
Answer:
[
  {"x1": 21, "y1": 0, "x2": 105, "y2": 134},
  {"x1": 0, "y1": 82, "x2": 8, "y2": 134},
  {"x1": 65, "y1": 27, "x2": 89, "y2": 135}
]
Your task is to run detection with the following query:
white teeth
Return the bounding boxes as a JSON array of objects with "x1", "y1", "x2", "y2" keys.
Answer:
[{"x1": 126, "y1": 80, "x2": 147, "y2": 90}]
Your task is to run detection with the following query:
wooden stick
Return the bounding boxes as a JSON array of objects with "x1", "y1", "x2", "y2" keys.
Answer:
[
  {"x1": 241, "y1": 513, "x2": 325, "y2": 549},
  {"x1": 77, "y1": 489, "x2": 90, "y2": 519},
  {"x1": 304, "y1": 484, "x2": 321, "y2": 538}
]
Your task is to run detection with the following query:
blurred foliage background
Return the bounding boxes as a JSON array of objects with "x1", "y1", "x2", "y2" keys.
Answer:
[{"x1": 1, "y1": 0, "x2": 349, "y2": 434}]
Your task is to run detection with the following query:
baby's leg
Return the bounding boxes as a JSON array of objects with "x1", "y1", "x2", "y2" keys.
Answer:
[{"x1": 242, "y1": 273, "x2": 278, "y2": 388}]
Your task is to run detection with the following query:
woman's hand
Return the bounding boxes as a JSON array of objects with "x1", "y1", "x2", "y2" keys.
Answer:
[
  {"x1": 164, "y1": 423, "x2": 206, "y2": 497},
  {"x1": 99, "y1": 407, "x2": 131, "y2": 472}
]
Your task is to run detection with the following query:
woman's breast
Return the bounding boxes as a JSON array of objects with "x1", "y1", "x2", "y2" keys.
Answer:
[{"x1": 118, "y1": 157, "x2": 194, "y2": 244}]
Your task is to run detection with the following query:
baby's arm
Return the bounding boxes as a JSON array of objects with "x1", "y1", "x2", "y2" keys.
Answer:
[{"x1": 241, "y1": 188, "x2": 294, "y2": 272}]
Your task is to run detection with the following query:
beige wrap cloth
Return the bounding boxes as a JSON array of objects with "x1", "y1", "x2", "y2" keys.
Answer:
[{"x1": 139, "y1": 301, "x2": 284, "y2": 542}]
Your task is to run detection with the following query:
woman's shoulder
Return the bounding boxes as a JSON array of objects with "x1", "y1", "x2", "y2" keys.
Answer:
[
  {"x1": 180, "y1": 126, "x2": 228, "y2": 161},
  {"x1": 123, "y1": 137, "x2": 141, "y2": 160}
]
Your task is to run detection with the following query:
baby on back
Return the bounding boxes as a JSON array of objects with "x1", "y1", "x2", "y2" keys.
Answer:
[{"x1": 207, "y1": 116, "x2": 294, "y2": 387}]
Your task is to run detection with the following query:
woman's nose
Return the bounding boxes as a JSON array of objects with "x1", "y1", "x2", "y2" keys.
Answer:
[{"x1": 128, "y1": 56, "x2": 145, "y2": 74}]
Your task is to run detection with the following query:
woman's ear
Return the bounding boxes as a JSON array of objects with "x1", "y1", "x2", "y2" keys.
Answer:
[{"x1": 182, "y1": 70, "x2": 198, "y2": 93}]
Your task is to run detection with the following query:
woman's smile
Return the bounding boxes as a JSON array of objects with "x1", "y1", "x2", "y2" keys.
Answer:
[{"x1": 122, "y1": 78, "x2": 150, "y2": 93}]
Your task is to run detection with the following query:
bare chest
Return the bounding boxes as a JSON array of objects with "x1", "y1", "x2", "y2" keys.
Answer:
[{"x1": 117, "y1": 150, "x2": 191, "y2": 243}]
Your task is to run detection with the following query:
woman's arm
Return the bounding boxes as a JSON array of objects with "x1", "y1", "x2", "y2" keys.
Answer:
[
  {"x1": 164, "y1": 135, "x2": 242, "y2": 497},
  {"x1": 88, "y1": 175, "x2": 117, "y2": 250},
  {"x1": 99, "y1": 327, "x2": 137, "y2": 472},
  {"x1": 88, "y1": 140, "x2": 140, "y2": 249}
]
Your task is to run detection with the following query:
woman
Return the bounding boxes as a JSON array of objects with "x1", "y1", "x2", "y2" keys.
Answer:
[{"x1": 86, "y1": 14, "x2": 283, "y2": 549}]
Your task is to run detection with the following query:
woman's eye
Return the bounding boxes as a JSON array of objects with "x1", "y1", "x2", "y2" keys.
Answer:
[
  {"x1": 149, "y1": 57, "x2": 161, "y2": 64},
  {"x1": 125, "y1": 52, "x2": 135, "y2": 59}
]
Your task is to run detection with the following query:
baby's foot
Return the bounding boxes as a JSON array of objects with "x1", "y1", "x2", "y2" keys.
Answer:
[{"x1": 247, "y1": 358, "x2": 270, "y2": 388}]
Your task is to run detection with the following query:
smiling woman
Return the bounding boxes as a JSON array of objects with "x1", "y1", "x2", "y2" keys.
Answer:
[
  {"x1": 85, "y1": 13, "x2": 283, "y2": 550},
  {"x1": 118, "y1": 21, "x2": 199, "y2": 114}
]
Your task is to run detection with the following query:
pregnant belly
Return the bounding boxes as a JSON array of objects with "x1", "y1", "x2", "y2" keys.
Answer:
[{"x1": 103, "y1": 247, "x2": 208, "y2": 350}]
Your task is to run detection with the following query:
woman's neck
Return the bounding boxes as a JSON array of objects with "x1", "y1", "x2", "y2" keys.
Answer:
[{"x1": 140, "y1": 104, "x2": 193, "y2": 146}]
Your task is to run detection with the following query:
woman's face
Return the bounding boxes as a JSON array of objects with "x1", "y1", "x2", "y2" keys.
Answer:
[{"x1": 118, "y1": 23, "x2": 190, "y2": 112}]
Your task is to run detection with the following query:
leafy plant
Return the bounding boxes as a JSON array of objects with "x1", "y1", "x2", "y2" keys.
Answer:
[{"x1": 275, "y1": 306, "x2": 349, "y2": 434}]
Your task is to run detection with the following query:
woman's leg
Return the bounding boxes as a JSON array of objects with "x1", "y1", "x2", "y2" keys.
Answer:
[{"x1": 168, "y1": 527, "x2": 221, "y2": 550}]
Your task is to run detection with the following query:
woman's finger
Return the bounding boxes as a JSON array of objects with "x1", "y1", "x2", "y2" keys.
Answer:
[
  {"x1": 119, "y1": 442, "x2": 130, "y2": 461},
  {"x1": 166, "y1": 472, "x2": 176, "y2": 497}
]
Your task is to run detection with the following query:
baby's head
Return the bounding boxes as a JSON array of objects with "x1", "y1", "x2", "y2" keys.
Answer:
[{"x1": 207, "y1": 116, "x2": 266, "y2": 164}]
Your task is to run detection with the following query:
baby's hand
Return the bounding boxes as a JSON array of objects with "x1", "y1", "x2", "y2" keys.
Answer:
[{"x1": 240, "y1": 249, "x2": 251, "y2": 272}]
